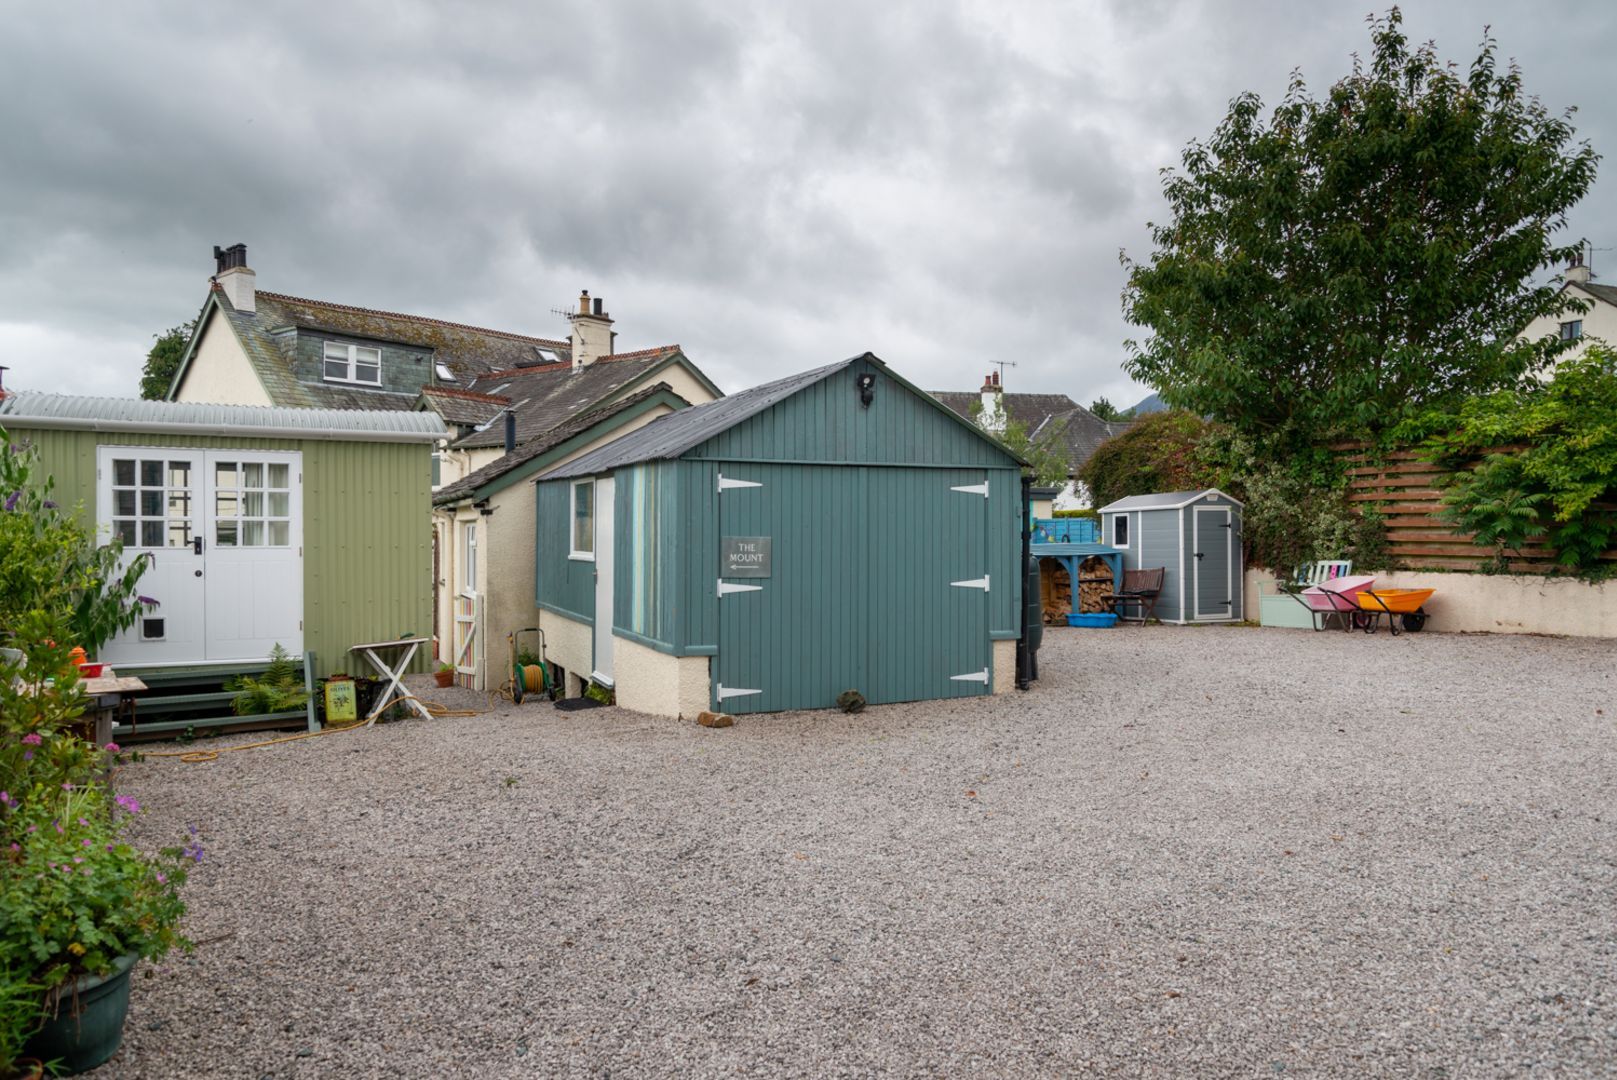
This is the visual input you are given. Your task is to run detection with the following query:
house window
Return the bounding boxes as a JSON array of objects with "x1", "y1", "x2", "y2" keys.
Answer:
[
  {"x1": 570, "y1": 480, "x2": 595, "y2": 560},
  {"x1": 431, "y1": 451, "x2": 442, "y2": 488},
  {"x1": 323, "y1": 341, "x2": 382, "y2": 385},
  {"x1": 1560, "y1": 320, "x2": 1583, "y2": 341},
  {"x1": 1112, "y1": 514, "x2": 1129, "y2": 548},
  {"x1": 460, "y1": 522, "x2": 478, "y2": 596}
]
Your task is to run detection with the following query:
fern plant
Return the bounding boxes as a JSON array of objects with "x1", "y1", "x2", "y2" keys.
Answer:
[{"x1": 229, "y1": 644, "x2": 308, "y2": 716}]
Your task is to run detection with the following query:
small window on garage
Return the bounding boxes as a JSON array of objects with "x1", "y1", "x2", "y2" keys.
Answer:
[
  {"x1": 570, "y1": 480, "x2": 594, "y2": 560},
  {"x1": 461, "y1": 522, "x2": 478, "y2": 596},
  {"x1": 1112, "y1": 514, "x2": 1129, "y2": 548}
]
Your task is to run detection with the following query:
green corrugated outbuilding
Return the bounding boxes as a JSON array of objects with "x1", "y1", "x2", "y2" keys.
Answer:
[
  {"x1": 533, "y1": 354, "x2": 1027, "y2": 717},
  {"x1": 0, "y1": 392, "x2": 445, "y2": 680}
]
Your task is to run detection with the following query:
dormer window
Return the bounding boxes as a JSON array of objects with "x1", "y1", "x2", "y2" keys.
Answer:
[{"x1": 323, "y1": 341, "x2": 381, "y2": 385}]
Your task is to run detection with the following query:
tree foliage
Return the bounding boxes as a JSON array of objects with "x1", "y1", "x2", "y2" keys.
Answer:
[
  {"x1": 1088, "y1": 397, "x2": 1133, "y2": 423},
  {"x1": 1123, "y1": 8, "x2": 1599, "y2": 453},
  {"x1": 1077, "y1": 410, "x2": 1219, "y2": 509},
  {"x1": 1416, "y1": 347, "x2": 1617, "y2": 573},
  {"x1": 139, "y1": 322, "x2": 194, "y2": 400}
]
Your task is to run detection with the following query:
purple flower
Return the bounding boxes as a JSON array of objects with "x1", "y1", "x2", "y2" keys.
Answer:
[
  {"x1": 77, "y1": 817, "x2": 89, "y2": 826},
  {"x1": 8, "y1": 843, "x2": 18, "y2": 853},
  {"x1": 115, "y1": 794, "x2": 141, "y2": 814},
  {"x1": 155, "y1": 871, "x2": 167, "y2": 885},
  {"x1": 60, "y1": 782, "x2": 73, "y2": 791},
  {"x1": 21, "y1": 732, "x2": 42, "y2": 746},
  {"x1": 42, "y1": 499, "x2": 57, "y2": 509},
  {"x1": 103, "y1": 742, "x2": 120, "y2": 753},
  {"x1": 106, "y1": 843, "x2": 116, "y2": 852},
  {"x1": 0, "y1": 791, "x2": 15, "y2": 808},
  {"x1": 21, "y1": 751, "x2": 31, "y2": 762},
  {"x1": 2, "y1": 491, "x2": 18, "y2": 511},
  {"x1": 138, "y1": 595, "x2": 160, "y2": 610},
  {"x1": 81, "y1": 838, "x2": 92, "y2": 848}
]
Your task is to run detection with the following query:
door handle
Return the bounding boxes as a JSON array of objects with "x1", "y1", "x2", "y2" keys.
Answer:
[
  {"x1": 1194, "y1": 552, "x2": 1204, "y2": 560},
  {"x1": 193, "y1": 536, "x2": 204, "y2": 555},
  {"x1": 194, "y1": 570, "x2": 203, "y2": 578}
]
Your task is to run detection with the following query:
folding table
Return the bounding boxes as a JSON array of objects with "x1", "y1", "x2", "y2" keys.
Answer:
[{"x1": 349, "y1": 637, "x2": 433, "y2": 724}]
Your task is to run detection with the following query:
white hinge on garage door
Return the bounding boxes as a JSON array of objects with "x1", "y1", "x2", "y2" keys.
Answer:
[
  {"x1": 717, "y1": 683, "x2": 762, "y2": 702},
  {"x1": 718, "y1": 580, "x2": 763, "y2": 596},
  {"x1": 950, "y1": 479, "x2": 989, "y2": 498},
  {"x1": 950, "y1": 668, "x2": 989, "y2": 683},
  {"x1": 718, "y1": 473, "x2": 763, "y2": 493},
  {"x1": 950, "y1": 574, "x2": 990, "y2": 591}
]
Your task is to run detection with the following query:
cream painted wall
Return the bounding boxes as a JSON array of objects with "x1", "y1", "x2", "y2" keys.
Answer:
[
  {"x1": 603, "y1": 360, "x2": 718, "y2": 409},
  {"x1": 1519, "y1": 283, "x2": 1617, "y2": 376},
  {"x1": 539, "y1": 609, "x2": 593, "y2": 697},
  {"x1": 1244, "y1": 568, "x2": 1617, "y2": 638},
  {"x1": 172, "y1": 315, "x2": 272, "y2": 406},
  {"x1": 614, "y1": 635, "x2": 711, "y2": 718}
]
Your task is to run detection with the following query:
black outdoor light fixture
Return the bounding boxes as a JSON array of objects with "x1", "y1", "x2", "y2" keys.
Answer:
[{"x1": 856, "y1": 372, "x2": 876, "y2": 407}]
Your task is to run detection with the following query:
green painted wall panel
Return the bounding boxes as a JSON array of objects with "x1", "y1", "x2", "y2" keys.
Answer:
[
  {"x1": 534, "y1": 479, "x2": 594, "y2": 622},
  {"x1": 2, "y1": 424, "x2": 431, "y2": 678},
  {"x1": 686, "y1": 357, "x2": 1018, "y2": 469}
]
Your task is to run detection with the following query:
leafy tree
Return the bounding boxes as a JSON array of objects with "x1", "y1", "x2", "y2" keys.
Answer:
[
  {"x1": 1088, "y1": 397, "x2": 1134, "y2": 423},
  {"x1": 1077, "y1": 410, "x2": 1219, "y2": 509},
  {"x1": 970, "y1": 402, "x2": 1072, "y2": 488},
  {"x1": 139, "y1": 322, "x2": 195, "y2": 400},
  {"x1": 1416, "y1": 347, "x2": 1617, "y2": 574},
  {"x1": 1122, "y1": 8, "x2": 1599, "y2": 454}
]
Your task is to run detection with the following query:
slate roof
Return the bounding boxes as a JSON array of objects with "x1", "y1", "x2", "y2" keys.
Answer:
[
  {"x1": 929, "y1": 390, "x2": 1132, "y2": 475},
  {"x1": 432, "y1": 383, "x2": 683, "y2": 506},
  {"x1": 452, "y1": 346, "x2": 689, "y2": 449},
  {"x1": 0, "y1": 391, "x2": 446, "y2": 442},
  {"x1": 417, "y1": 386, "x2": 512, "y2": 428},
  {"x1": 1573, "y1": 280, "x2": 1617, "y2": 308}
]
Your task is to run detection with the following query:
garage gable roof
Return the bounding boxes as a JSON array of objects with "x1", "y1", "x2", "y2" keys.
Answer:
[{"x1": 539, "y1": 353, "x2": 1025, "y2": 481}]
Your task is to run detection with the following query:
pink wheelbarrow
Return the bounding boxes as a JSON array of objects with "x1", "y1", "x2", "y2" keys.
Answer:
[{"x1": 1290, "y1": 574, "x2": 1377, "y2": 632}]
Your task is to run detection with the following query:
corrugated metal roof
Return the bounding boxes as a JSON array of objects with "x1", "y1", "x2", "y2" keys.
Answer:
[
  {"x1": 0, "y1": 392, "x2": 447, "y2": 443},
  {"x1": 1099, "y1": 489, "x2": 1243, "y2": 512},
  {"x1": 539, "y1": 358, "x2": 856, "y2": 481}
]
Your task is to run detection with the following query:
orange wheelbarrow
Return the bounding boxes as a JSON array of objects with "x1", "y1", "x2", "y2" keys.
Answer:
[{"x1": 1353, "y1": 588, "x2": 1435, "y2": 636}]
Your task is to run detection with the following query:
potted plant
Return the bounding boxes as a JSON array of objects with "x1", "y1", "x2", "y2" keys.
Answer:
[{"x1": 434, "y1": 662, "x2": 455, "y2": 689}]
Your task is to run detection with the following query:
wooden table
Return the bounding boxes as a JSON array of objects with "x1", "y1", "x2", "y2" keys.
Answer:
[
  {"x1": 350, "y1": 637, "x2": 433, "y2": 724},
  {"x1": 81, "y1": 671, "x2": 147, "y2": 746}
]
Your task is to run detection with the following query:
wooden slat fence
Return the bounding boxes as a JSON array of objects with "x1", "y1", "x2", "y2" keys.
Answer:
[{"x1": 1338, "y1": 444, "x2": 1617, "y2": 572}]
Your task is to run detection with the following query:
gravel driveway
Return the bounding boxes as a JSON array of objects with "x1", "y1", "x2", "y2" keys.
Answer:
[{"x1": 109, "y1": 626, "x2": 1615, "y2": 1078}]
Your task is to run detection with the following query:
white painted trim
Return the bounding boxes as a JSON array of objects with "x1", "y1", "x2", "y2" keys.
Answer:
[
  {"x1": 1192, "y1": 505, "x2": 1234, "y2": 621},
  {"x1": 321, "y1": 341, "x2": 383, "y2": 386},
  {"x1": 1177, "y1": 506, "x2": 1186, "y2": 624},
  {"x1": 1109, "y1": 512, "x2": 1130, "y2": 549},
  {"x1": 569, "y1": 479, "x2": 596, "y2": 561}
]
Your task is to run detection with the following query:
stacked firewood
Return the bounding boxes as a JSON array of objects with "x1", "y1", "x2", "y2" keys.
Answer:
[
  {"x1": 1039, "y1": 559, "x2": 1072, "y2": 624},
  {"x1": 1076, "y1": 556, "x2": 1113, "y2": 614}
]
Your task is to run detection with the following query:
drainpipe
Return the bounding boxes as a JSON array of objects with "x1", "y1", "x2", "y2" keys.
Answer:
[
  {"x1": 503, "y1": 410, "x2": 516, "y2": 454},
  {"x1": 1018, "y1": 473, "x2": 1032, "y2": 691}
]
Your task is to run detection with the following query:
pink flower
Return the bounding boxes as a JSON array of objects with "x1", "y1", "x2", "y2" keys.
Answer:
[
  {"x1": 21, "y1": 732, "x2": 42, "y2": 745},
  {"x1": 60, "y1": 782, "x2": 73, "y2": 791},
  {"x1": 72, "y1": 856, "x2": 83, "y2": 864},
  {"x1": 115, "y1": 795, "x2": 141, "y2": 815},
  {"x1": 8, "y1": 843, "x2": 17, "y2": 853},
  {"x1": 81, "y1": 838, "x2": 92, "y2": 848},
  {"x1": 103, "y1": 742, "x2": 120, "y2": 753}
]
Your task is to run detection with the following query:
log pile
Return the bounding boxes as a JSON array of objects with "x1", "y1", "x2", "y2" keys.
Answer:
[
  {"x1": 1077, "y1": 556, "x2": 1113, "y2": 614},
  {"x1": 1039, "y1": 558, "x2": 1071, "y2": 624}
]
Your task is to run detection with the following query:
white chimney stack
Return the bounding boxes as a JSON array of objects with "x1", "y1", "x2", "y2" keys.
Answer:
[
  {"x1": 570, "y1": 290, "x2": 615, "y2": 370},
  {"x1": 213, "y1": 243, "x2": 256, "y2": 314},
  {"x1": 1565, "y1": 252, "x2": 1592, "y2": 285},
  {"x1": 979, "y1": 370, "x2": 1002, "y2": 429}
]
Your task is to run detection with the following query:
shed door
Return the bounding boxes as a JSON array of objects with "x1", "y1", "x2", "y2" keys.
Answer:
[
  {"x1": 714, "y1": 465, "x2": 991, "y2": 714},
  {"x1": 95, "y1": 447, "x2": 302, "y2": 666},
  {"x1": 1193, "y1": 506, "x2": 1233, "y2": 620}
]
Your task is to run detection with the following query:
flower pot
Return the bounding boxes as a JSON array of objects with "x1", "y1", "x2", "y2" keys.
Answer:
[
  {"x1": 434, "y1": 669, "x2": 455, "y2": 688},
  {"x1": 22, "y1": 953, "x2": 138, "y2": 1075}
]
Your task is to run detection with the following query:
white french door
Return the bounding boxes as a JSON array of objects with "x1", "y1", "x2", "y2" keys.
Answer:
[{"x1": 97, "y1": 447, "x2": 303, "y2": 666}]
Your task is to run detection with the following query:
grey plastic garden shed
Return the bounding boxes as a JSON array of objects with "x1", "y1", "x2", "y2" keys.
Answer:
[{"x1": 1097, "y1": 490, "x2": 1244, "y2": 623}]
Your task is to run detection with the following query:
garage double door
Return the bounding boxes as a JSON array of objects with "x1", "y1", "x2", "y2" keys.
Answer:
[{"x1": 714, "y1": 464, "x2": 993, "y2": 714}]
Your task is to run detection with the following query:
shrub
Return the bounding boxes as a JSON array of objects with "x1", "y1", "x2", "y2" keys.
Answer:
[
  {"x1": 1077, "y1": 410, "x2": 1221, "y2": 510},
  {"x1": 228, "y1": 644, "x2": 308, "y2": 716}
]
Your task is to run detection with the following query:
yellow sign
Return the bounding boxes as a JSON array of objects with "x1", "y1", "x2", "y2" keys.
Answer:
[{"x1": 324, "y1": 680, "x2": 358, "y2": 725}]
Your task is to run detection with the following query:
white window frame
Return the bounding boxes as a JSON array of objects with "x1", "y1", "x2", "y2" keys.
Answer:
[
  {"x1": 569, "y1": 479, "x2": 595, "y2": 561},
  {"x1": 322, "y1": 340, "x2": 383, "y2": 385},
  {"x1": 460, "y1": 521, "x2": 478, "y2": 597},
  {"x1": 1112, "y1": 513, "x2": 1130, "y2": 549}
]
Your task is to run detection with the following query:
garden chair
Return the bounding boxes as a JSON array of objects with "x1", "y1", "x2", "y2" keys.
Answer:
[{"x1": 1103, "y1": 567, "x2": 1165, "y2": 624}]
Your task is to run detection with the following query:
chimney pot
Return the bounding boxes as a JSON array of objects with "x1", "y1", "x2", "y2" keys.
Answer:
[
  {"x1": 570, "y1": 287, "x2": 615, "y2": 369},
  {"x1": 579, "y1": 290, "x2": 591, "y2": 315},
  {"x1": 213, "y1": 243, "x2": 256, "y2": 314}
]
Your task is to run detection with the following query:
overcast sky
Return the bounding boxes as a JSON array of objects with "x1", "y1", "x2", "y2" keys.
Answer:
[{"x1": 1, "y1": 1, "x2": 1610, "y2": 407}]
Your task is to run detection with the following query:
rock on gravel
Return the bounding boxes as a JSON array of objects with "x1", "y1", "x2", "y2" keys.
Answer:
[{"x1": 106, "y1": 626, "x2": 1615, "y2": 1078}]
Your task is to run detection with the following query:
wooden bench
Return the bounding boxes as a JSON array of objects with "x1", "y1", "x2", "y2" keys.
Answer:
[{"x1": 1103, "y1": 567, "x2": 1166, "y2": 623}]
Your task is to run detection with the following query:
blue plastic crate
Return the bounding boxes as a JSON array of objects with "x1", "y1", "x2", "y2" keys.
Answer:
[{"x1": 1066, "y1": 612, "x2": 1118, "y2": 628}]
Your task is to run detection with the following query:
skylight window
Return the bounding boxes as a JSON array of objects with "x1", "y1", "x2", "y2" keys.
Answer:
[
  {"x1": 534, "y1": 346, "x2": 562, "y2": 365},
  {"x1": 435, "y1": 362, "x2": 456, "y2": 382}
]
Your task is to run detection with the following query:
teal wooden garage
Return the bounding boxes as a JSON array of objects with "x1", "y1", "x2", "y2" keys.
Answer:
[{"x1": 533, "y1": 354, "x2": 1027, "y2": 717}]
